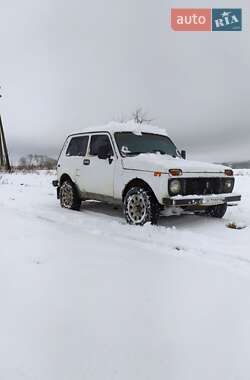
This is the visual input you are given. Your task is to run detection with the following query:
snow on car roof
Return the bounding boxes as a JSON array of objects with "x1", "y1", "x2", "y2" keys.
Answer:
[{"x1": 69, "y1": 120, "x2": 168, "y2": 137}]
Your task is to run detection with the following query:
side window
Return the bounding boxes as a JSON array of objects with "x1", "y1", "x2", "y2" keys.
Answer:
[
  {"x1": 66, "y1": 136, "x2": 89, "y2": 157},
  {"x1": 89, "y1": 134, "x2": 114, "y2": 156}
]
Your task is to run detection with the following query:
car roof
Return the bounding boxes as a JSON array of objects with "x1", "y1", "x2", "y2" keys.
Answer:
[{"x1": 67, "y1": 121, "x2": 168, "y2": 138}]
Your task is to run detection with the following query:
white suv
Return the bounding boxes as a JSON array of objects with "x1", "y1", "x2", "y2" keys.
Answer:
[{"x1": 53, "y1": 122, "x2": 241, "y2": 225}]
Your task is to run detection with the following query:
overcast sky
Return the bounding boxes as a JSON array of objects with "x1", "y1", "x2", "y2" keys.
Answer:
[{"x1": 0, "y1": 0, "x2": 249, "y2": 163}]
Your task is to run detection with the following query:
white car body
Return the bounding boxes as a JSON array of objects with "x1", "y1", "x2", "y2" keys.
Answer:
[{"x1": 55, "y1": 121, "x2": 241, "y2": 210}]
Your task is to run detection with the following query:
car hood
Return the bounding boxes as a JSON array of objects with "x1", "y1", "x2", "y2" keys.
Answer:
[{"x1": 122, "y1": 154, "x2": 228, "y2": 174}]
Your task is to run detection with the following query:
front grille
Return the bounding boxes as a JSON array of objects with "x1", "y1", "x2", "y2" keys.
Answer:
[
  {"x1": 183, "y1": 178, "x2": 223, "y2": 195},
  {"x1": 168, "y1": 177, "x2": 235, "y2": 197},
  {"x1": 182, "y1": 178, "x2": 225, "y2": 196}
]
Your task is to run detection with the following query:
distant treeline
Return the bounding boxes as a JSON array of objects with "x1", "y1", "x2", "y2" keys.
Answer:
[
  {"x1": 17, "y1": 154, "x2": 57, "y2": 170},
  {"x1": 222, "y1": 161, "x2": 250, "y2": 169}
]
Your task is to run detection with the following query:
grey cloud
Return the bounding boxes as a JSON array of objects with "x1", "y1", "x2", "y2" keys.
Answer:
[{"x1": 0, "y1": 0, "x2": 249, "y2": 163}]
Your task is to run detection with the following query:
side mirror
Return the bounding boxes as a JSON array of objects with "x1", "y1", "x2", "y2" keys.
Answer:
[
  {"x1": 181, "y1": 150, "x2": 186, "y2": 159},
  {"x1": 97, "y1": 145, "x2": 111, "y2": 160}
]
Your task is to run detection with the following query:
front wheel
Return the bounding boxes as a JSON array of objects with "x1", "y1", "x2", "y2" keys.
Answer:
[
  {"x1": 123, "y1": 187, "x2": 160, "y2": 225},
  {"x1": 59, "y1": 180, "x2": 81, "y2": 211},
  {"x1": 205, "y1": 203, "x2": 227, "y2": 218}
]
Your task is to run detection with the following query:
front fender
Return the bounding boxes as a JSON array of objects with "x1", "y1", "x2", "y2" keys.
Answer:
[{"x1": 116, "y1": 169, "x2": 168, "y2": 204}]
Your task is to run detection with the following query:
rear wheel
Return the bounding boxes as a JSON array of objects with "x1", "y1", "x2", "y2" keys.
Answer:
[
  {"x1": 205, "y1": 203, "x2": 227, "y2": 218},
  {"x1": 59, "y1": 180, "x2": 81, "y2": 211},
  {"x1": 124, "y1": 187, "x2": 160, "y2": 225}
]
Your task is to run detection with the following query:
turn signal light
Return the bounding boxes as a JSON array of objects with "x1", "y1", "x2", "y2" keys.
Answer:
[
  {"x1": 169, "y1": 169, "x2": 183, "y2": 176},
  {"x1": 154, "y1": 171, "x2": 162, "y2": 177},
  {"x1": 225, "y1": 169, "x2": 233, "y2": 176}
]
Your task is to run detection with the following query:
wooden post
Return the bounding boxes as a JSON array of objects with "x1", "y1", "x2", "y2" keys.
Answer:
[
  {"x1": 0, "y1": 114, "x2": 11, "y2": 172},
  {"x1": 0, "y1": 126, "x2": 3, "y2": 166}
]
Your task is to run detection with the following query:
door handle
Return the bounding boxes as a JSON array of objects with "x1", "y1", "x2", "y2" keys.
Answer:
[{"x1": 83, "y1": 159, "x2": 90, "y2": 166}]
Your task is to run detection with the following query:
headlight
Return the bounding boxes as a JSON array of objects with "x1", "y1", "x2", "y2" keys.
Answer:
[
  {"x1": 224, "y1": 178, "x2": 234, "y2": 193},
  {"x1": 169, "y1": 179, "x2": 182, "y2": 195}
]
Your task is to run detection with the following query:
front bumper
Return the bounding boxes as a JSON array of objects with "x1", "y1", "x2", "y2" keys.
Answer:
[{"x1": 163, "y1": 193, "x2": 241, "y2": 207}]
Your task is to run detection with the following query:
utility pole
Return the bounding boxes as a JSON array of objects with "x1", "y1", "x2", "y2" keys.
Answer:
[{"x1": 0, "y1": 90, "x2": 11, "y2": 172}]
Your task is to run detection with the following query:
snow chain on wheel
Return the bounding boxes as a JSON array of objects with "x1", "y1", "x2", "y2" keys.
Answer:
[
  {"x1": 124, "y1": 186, "x2": 160, "y2": 225},
  {"x1": 60, "y1": 180, "x2": 81, "y2": 211}
]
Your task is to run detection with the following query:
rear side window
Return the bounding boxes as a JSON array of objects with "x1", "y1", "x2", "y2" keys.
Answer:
[
  {"x1": 66, "y1": 136, "x2": 89, "y2": 157},
  {"x1": 89, "y1": 134, "x2": 113, "y2": 156}
]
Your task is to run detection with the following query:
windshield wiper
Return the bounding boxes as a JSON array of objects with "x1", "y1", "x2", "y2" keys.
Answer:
[
  {"x1": 150, "y1": 149, "x2": 166, "y2": 155},
  {"x1": 125, "y1": 151, "x2": 143, "y2": 156}
]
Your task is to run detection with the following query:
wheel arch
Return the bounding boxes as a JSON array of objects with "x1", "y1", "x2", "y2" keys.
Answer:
[
  {"x1": 122, "y1": 178, "x2": 158, "y2": 203},
  {"x1": 59, "y1": 173, "x2": 73, "y2": 186}
]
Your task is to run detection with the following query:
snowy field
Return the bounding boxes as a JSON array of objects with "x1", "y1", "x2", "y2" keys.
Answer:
[{"x1": 0, "y1": 169, "x2": 250, "y2": 380}]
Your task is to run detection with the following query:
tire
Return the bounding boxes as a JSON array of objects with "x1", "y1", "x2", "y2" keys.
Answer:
[
  {"x1": 123, "y1": 186, "x2": 160, "y2": 225},
  {"x1": 59, "y1": 180, "x2": 81, "y2": 211},
  {"x1": 205, "y1": 203, "x2": 227, "y2": 218}
]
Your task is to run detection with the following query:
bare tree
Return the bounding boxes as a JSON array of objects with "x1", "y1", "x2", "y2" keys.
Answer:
[
  {"x1": 132, "y1": 108, "x2": 153, "y2": 124},
  {"x1": 114, "y1": 108, "x2": 154, "y2": 125}
]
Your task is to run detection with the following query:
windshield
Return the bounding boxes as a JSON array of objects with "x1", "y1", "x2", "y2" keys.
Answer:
[{"x1": 114, "y1": 132, "x2": 180, "y2": 157}]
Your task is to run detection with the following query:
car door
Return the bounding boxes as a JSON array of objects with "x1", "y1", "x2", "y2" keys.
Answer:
[
  {"x1": 78, "y1": 133, "x2": 116, "y2": 197},
  {"x1": 63, "y1": 135, "x2": 89, "y2": 183}
]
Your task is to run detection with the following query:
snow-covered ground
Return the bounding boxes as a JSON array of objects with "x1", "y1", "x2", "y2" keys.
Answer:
[{"x1": 0, "y1": 170, "x2": 249, "y2": 380}]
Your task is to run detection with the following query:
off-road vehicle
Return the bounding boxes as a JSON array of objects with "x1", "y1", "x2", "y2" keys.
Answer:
[{"x1": 53, "y1": 122, "x2": 241, "y2": 225}]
